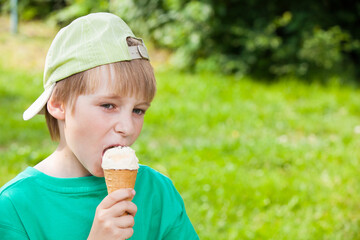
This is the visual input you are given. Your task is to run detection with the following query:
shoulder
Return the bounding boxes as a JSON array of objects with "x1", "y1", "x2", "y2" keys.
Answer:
[
  {"x1": 135, "y1": 165, "x2": 199, "y2": 239},
  {"x1": 136, "y1": 165, "x2": 181, "y2": 201},
  {"x1": 138, "y1": 165, "x2": 172, "y2": 184},
  {"x1": 0, "y1": 167, "x2": 40, "y2": 214},
  {"x1": 0, "y1": 168, "x2": 36, "y2": 197},
  {"x1": 0, "y1": 169, "x2": 32, "y2": 238},
  {"x1": 0, "y1": 168, "x2": 36, "y2": 214},
  {"x1": 137, "y1": 165, "x2": 178, "y2": 195},
  {"x1": 136, "y1": 164, "x2": 186, "y2": 206}
]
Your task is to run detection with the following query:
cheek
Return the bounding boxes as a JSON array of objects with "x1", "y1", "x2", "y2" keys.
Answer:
[
  {"x1": 66, "y1": 112, "x2": 105, "y2": 142},
  {"x1": 79, "y1": 118, "x2": 106, "y2": 140},
  {"x1": 134, "y1": 119, "x2": 144, "y2": 138}
]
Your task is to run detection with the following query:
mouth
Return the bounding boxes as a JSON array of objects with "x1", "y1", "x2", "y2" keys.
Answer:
[{"x1": 102, "y1": 144, "x2": 126, "y2": 156}]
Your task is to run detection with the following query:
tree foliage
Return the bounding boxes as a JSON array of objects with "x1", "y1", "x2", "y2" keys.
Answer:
[
  {"x1": 110, "y1": 0, "x2": 360, "y2": 81},
  {"x1": 3, "y1": 0, "x2": 360, "y2": 81}
]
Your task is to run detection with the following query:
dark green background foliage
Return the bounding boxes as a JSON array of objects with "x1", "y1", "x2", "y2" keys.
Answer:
[
  {"x1": 111, "y1": 0, "x2": 360, "y2": 80},
  {"x1": 4, "y1": 0, "x2": 360, "y2": 81}
]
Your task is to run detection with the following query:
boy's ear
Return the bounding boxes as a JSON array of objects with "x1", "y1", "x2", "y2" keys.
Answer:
[{"x1": 47, "y1": 96, "x2": 65, "y2": 120}]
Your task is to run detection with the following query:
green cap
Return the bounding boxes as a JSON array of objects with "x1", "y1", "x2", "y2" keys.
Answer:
[{"x1": 23, "y1": 12, "x2": 149, "y2": 120}]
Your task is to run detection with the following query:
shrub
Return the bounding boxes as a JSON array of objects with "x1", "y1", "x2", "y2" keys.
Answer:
[
  {"x1": 3, "y1": 0, "x2": 360, "y2": 81},
  {"x1": 110, "y1": 0, "x2": 360, "y2": 81}
]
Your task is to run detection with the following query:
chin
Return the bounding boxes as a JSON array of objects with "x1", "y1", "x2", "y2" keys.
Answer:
[{"x1": 91, "y1": 168, "x2": 105, "y2": 178}]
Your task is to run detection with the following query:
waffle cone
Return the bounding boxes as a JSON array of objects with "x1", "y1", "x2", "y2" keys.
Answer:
[{"x1": 104, "y1": 169, "x2": 138, "y2": 194}]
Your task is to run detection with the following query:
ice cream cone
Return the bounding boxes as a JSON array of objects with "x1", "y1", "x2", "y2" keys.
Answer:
[
  {"x1": 102, "y1": 146, "x2": 139, "y2": 200},
  {"x1": 104, "y1": 169, "x2": 138, "y2": 195}
]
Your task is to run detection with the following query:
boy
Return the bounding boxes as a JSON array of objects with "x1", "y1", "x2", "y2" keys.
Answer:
[{"x1": 0, "y1": 12, "x2": 199, "y2": 240}]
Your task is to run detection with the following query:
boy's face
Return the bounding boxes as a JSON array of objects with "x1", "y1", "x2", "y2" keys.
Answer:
[{"x1": 61, "y1": 72, "x2": 150, "y2": 177}]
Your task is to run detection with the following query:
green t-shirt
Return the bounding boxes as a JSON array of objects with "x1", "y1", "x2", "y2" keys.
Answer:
[{"x1": 0, "y1": 165, "x2": 199, "y2": 239}]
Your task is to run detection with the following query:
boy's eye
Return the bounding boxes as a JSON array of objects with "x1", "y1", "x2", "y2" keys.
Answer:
[
  {"x1": 133, "y1": 108, "x2": 145, "y2": 115},
  {"x1": 101, "y1": 104, "x2": 115, "y2": 110}
]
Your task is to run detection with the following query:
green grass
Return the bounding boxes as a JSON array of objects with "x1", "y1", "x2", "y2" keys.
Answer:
[{"x1": 2, "y1": 17, "x2": 360, "y2": 239}]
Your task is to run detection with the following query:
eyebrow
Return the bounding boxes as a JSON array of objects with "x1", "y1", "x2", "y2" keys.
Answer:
[{"x1": 98, "y1": 95, "x2": 151, "y2": 107}]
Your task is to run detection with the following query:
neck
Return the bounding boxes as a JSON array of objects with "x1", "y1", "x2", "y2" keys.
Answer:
[{"x1": 34, "y1": 144, "x2": 91, "y2": 178}]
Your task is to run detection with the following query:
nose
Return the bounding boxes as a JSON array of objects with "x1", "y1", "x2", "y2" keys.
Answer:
[{"x1": 114, "y1": 112, "x2": 135, "y2": 137}]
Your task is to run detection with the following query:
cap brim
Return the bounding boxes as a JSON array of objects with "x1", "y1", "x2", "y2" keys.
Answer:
[{"x1": 23, "y1": 84, "x2": 55, "y2": 121}]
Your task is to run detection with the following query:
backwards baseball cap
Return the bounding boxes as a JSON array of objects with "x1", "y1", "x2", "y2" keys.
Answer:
[{"x1": 23, "y1": 12, "x2": 150, "y2": 120}]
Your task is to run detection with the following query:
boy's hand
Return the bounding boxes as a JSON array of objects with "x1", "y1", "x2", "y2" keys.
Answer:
[{"x1": 88, "y1": 189, "x2": 137, "y2": 240}]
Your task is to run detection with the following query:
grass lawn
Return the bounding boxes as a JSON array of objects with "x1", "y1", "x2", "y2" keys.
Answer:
[{"x1": 2, "y1": 16, "x2": 360, "y2": 239}]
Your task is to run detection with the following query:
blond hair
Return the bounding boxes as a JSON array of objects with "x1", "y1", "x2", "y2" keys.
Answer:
[{"x1": 45, "y1": 39, "x2": 156, "y2": 141}]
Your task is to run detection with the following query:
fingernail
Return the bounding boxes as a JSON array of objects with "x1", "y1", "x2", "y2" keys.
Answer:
[{"x1": 132, "y1": 189, "x2": 136, "y2": 195}]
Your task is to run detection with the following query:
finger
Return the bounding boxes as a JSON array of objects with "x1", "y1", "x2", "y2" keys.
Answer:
[
  {"x1": 121, "y1": 228, "x2": 134, "y2": 240},
  {"x1": 124, "y1": 189, "x2": 136, "y2": 202},
  {"x1": 116, "y1": 214, "x2": 135, "y2": 228},
  {"x1": 111, "y1": 200, "x2": 137, "y2": 217},
  {"x1": 125, "y1": 201, "x2": 137, "y2": 217},
  {"x1": 99, "y1": 189, "x2": 135, "y2": 209}
]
